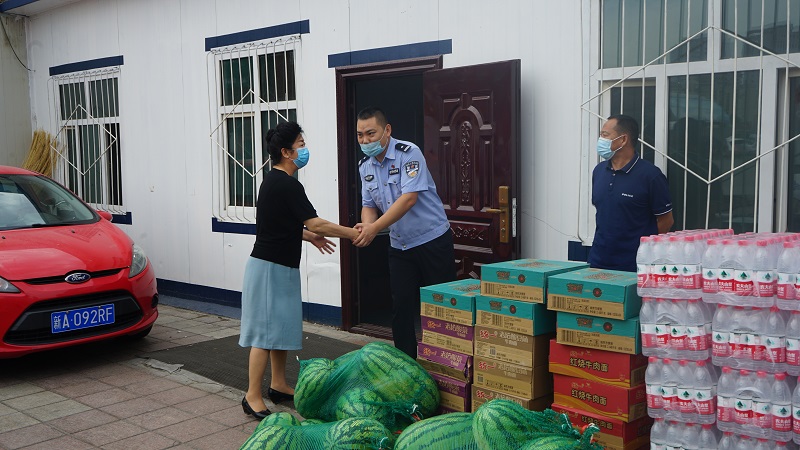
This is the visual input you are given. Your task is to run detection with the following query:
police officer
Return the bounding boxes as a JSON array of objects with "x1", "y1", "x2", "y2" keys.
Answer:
[{"x1": 353, "y1": 106, "x2": 456, "y2": 358}]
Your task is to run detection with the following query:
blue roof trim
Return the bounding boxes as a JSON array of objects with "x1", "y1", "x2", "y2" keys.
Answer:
[
  {"x1": 49, "y1": 56, "x2": 124, "y2": 76},
  {"x1": 0, "y1": 0, "x2": 38, "y2": 12},
  {"x1": 328, "y1": 39, "x2": 452, "y2": 68},
  {"x1": 205, "y1": 19, "x2": 310, "y2": 51},
  {"x1": 211, "y1": 217, "x2": 256, "y2": 235},
  {"x1": 111, "y1": 212, "x2": 132, "y2": 225}
]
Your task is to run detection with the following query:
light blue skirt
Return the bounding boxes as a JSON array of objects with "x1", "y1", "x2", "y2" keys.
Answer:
[{"x1": 238, "y1": 257, "x2": 303, "y2": 350}]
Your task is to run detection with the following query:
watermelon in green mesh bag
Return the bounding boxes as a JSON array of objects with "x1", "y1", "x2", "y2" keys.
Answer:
[
  {"x1": 294, "y1": 342, "x2": 439, "y2": 431},
  {"x1": 239, "y1": 416, "x2": 392, "y2": 450}
]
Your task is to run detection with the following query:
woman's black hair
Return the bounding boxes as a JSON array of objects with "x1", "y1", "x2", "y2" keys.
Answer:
[{"x1": 265, "y1": 121, "x2": 303, "y2": 163}]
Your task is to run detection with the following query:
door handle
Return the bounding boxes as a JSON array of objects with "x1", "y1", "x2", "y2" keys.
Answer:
[{"x1": 486, "y1": 186, "x2": 509, "y2": 244}]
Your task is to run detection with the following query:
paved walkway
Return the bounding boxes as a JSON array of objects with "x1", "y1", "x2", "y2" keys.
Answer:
[{"x1": 0, "y1": 301, "x2": 383, "y2": 449}]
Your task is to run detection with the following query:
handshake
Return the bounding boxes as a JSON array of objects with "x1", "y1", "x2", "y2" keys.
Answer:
[{"x1": 351, "y1": 223, "x2": 376, "y2": 248}]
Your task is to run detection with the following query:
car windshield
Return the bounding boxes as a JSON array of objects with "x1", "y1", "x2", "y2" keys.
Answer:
[{"x1": 0, "y1": 174, "x2": 97, "y2": 230}]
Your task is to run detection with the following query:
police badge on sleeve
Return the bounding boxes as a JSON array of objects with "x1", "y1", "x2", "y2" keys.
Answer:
[{"x1": 404, "y1": 161, "x2": 420, "y2": 178}]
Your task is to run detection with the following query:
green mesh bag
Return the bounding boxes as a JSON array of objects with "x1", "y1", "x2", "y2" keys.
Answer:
[
  {"x1": 239, "y1": 415, "x2": 393, "y2": 450},
  {"x1": 394, "y1": 412, "x2": 478, "y2": 449},
  {"x1": 294, "y1": 342, "x2": 439, "y2": 432}
]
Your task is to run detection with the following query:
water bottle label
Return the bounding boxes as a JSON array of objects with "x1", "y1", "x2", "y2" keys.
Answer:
[
  {"x1": 787, "y1": 338, "x2": 800, "y2": 366},
  {"x1": 655, "y1": 323, "x2": 670, "y2": 347},
  {"x1": 694, "y1": 388, "x2": 715, "y2": 415},
  {"x1": 702, "y1": 268, "x2": 719, "y2": 293},
  {"x1": 678, "y1": 388, "x2": 694, "y2": 413},
  {"x1": 686, "y1": 325, "x2": 707, "y2": 351},
  {"x1": 669, "y1": 325, "x2": 687, "y2": 350},
  {"x1": 640, "y1": 323, "x2": 657, "y2": 348},
  {"x1": 734, "y1": 270, "x2": 754, "y2": 296},
  {"x1": 681, "y1": 264, "x2": 702, "y2": 289},
  {"x1": 793, "y1": 405, "x2": 800, "y2": 434},
  {"x1": 751, "y1": 333, "x2": 765, "y2": 361},
  {"x1": 718, "y1": 268, "x2": 735, "y2": 292},
  {"x1": 655, "y1": 265, "x2": 670, "y2": 288},
  {"x1": 772, "y1": 404, "x2": 792, "y2": 432},
  {"x1": 730, "y1": 331, "x2": 753, "y2": 360},
  {"x1": 636, "y1": 264, "x2": 648, "y2": 288},
  {"x1": 752, "y1": 399, "x2": 772, "y2": 428},
  {"x1": 754, "y1": 270, "x2": 777, "y2": 297},
  {"x1": 712, "y1": 331, "x2": 731, "y2": 357},
  {"x1": 667, "y1": 265, "x2": 681, "y2": 288},
  {"x1": 764, "y1": 335, "x2": 787, "y2": 363},
  {"x1": 646, "y1": 383, "x2": 663, "y2": 409},
  {"x1": 718, "y1": 395, "x2": 734, "y2": 422},
  {"x1": 778, "y1": 272, "x2": 796, "y2": 299},
  {"x1": 661, "y1": 385, "x2": 678, "y2": 411},
  {"x1": 734, "y1": 397, "x2": 753, "y2": 424}
]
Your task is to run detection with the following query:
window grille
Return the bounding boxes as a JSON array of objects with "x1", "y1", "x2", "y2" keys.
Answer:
[
  {"x1": 582, "y1": 0, "x2": 800, "y2": 235},
  {"x1": 48, "y1": 67, "x2": 124, "y2": 214},
  {"x1": 207, "y1": 36, "x2": 300, "y2": 224}
]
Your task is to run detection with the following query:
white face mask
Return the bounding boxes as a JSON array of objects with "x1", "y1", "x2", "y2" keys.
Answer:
[
  {"x1": 360, "y1": 127, "x2": 387, "y2": 157},
  {"x1": 596, "y1": 135, "x2": 624, "y2": 160}
]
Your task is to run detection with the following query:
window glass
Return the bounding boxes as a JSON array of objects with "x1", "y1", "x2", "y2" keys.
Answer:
[
  {"x1": 610, "y1": 85, "x2": 657, "y2": 163},
  {"x1": 59, "y1": 83, "x2": 86, "y2": 120},
  {"x1": 786, "y1": 77, "x2": 800, "y2": 231},
  {"x1": 259, "y1": 50, "x2": 296, "y2": 103},
  {"x1": 220, "y1": 57, "x2": 254, "y2": 106},
  {"x1": 79, "y1": 125, "x2": 102, "y2": 204},
  {"x1": 667, "y1": 71, "x2": 760, "y2": 232},
  {"x1": 722, "y1": 0, "x2": 800, "y2": 59},
  {"x1": 227, "y1": 116, "x2": 255, "y2": 207},
  {"x1": 89, "y1": 78, "x2": 119, "y2": 118},
  {"x1": 104, "y1": 123, "x2": 122, "y2": 205}
]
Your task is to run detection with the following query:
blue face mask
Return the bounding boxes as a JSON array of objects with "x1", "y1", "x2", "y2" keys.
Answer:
[
  {"x1": 360, "y1": 128, "x2": 387, "y2": 157},
  {"x1": 292, "y1": 147, "x2": 310, "y2": 169},
  {"x1": 596, "y1": 135, "x2": 624, "y2": 160}
]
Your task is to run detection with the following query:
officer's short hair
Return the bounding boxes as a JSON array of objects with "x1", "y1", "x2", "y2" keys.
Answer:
[
  {"x1": 607, "y1": 114, "x2": 639, "y2": 147},
  {"x1": 357, "y1": 107, "x2": 388, "y2": 127}
]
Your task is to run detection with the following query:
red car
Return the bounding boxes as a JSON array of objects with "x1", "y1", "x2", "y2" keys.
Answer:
[{"x1": 0, "y1": 165, "x2": 158, "y2": 358}]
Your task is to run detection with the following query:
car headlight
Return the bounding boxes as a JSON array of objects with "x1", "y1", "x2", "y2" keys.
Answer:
[
  {"x1": 129, "y1": 244, "x2": 149, "y2": 278},
  {"x1": 0, "y1": 276, "x2": 20, "y2": 293}
]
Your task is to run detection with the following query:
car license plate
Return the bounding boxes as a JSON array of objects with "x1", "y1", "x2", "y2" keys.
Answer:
[{"x1": 51, "y1": 304, "x2": 115, "y2": 333}]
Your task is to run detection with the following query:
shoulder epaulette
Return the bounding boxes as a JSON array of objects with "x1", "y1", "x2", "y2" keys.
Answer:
[
  {"x1": 395, "y1": 143, "x2": 410, "y2": 152},
  {"x1": 358, "y1": 156, "x2": 370, "y2": 166}
]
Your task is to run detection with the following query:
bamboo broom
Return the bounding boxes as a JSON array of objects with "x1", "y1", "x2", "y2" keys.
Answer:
[{"x1": 21, "y1": 129, "x2": 57, "y2": 177}]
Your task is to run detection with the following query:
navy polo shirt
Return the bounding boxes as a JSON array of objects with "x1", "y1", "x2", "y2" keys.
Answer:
[{"x1": 588, "y1": 154, "x2": 672, "y2": 272}]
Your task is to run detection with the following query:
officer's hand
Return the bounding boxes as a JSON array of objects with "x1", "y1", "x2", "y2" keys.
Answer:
[
  {"x1": 309, "y1": 233, "x2": 336, "y2": 254},
  {"x1": 353, "y1": 223, "x2": 378, "y2": 247}
]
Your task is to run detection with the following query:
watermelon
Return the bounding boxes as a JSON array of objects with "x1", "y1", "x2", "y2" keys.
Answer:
[
  {"x1": 239, "y1": 423, "x2": 299, "y2": 450},
  {"x1": 324, "y1": 417, "x2": 392, "y2": 449},
  {"x1": 295, "y1": 357, "x2": 336, "y2": 418},
  {"x1": 394, "y1": 412, "x2": 477, "y2": 450},
  {"x1": 334, "y1": 387, "x2": 392, "y2": 424},
  {"x1": 472, "y1": 400, "x2": 557, "y2": 450},
  {"x1": 518, "y1": 434, "x2": 603, "y2": 450},
  {"x1": 300, "y1": 418, "x2": 326, "y2": 426}
]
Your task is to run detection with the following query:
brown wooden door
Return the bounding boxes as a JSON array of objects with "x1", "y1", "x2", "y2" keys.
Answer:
[{"x1": 423, "y1": 59, "x2": 521, "y2": 279}]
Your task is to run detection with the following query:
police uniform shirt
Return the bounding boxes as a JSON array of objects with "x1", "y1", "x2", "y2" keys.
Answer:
[
  {"x1": 359, "y1": 138, "x2": 450, "y2": 251},
  {"x1": 589, "y1": 153, "x2": 672, "y2": 272}
]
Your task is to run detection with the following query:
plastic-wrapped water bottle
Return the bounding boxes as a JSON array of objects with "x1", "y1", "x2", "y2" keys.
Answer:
[
  {"x1": 787, "y1": 311, "x2": 800, "y2": 376},
  {"x1": 686, "y1": 299, "x2": 710, "y2": 360},
  {"x1": 693, "y1": 359, "x2": 717, "y2": 424},
  {"x1": 717, "y1": 366, "x2": 736, "y2": 424},
  {"x1": 792, "y1": 381, "x2": 800, "y2": 444},
  {"x1": 734, "y1": 369, "x2": 754, "y2": 426},
  {"x1": 713, "y1": 305, "x2": 733, "y2": 365},
  {"x1": 662, "y1": 358, "x2": 679, "y2": 413},
  {"x1": 754, "y1": 438, "x2": 773, "y2": 450},
  {"x1": 719, "y1": 239, "x2": 738, "y2": 303},
  {"x1": 697, "y1": 423, "x2": 718, "y2": 450},
  {"x1": 763, "y1": 306, "x2": 787, "y2": 373},
  {"x1": 646, "y1": 356, "x2": 664, "y2": 416},
  {"x1": 751, "y1": 370, "x2": 772, "y2": 429},
  {"x1": 651, "y1": 417, "x2": 667, "y2": 449},
  {"x1": 683, "y1": 235, "x2": 703, "y2": 294},
  {"x1": 669, "y1": 299, "x2": 688, "y2": 358},
  {"x1": 703, "y1": 238, "x2": 722, "y2": 304},
  {"x1": 682, "y1": 422, "x2": 700, "y2": 450},
  {"x1": 754, "y1": 239, "x2": 777, "y2": 306},
  {"x1": 730, "y1": 306, "x2": 751, "y2": 363},
  {"x1": 637, "y1": 236, "x2": 654, "y2": 297},
  {"x1": 751, "y1": 307, "x2": 766, "y2": 366},
  {"x1": 734, "y1": 435, "x2": 752, "y2": 450},
  {"x1": 718, "y1": 431, "x2": 737, "y2": 450},
  {"x1": 640, "y1": 297, "x2": 657, "y2": 354},
  {"x1": 667, "y1": 236, "x2": 684, "y2": 296},
  {"x1": 655, "y1": 299, "x2": 671, "y2": 356},
  {"x1": 735, "y1": 240, "x2": 755, "y2": 299},
  {"x1": 772, "y1": 372, "x2": 793, "y2": 440},
  {"x1": 777, "y1": 242, "x2": 798, "y2": 310},
  {"x1": 677, "y1": 360, "x2": 696, "y2": 421},
  {"x1": 652, "y1": 236, "x2": 670, "y2": 296}
]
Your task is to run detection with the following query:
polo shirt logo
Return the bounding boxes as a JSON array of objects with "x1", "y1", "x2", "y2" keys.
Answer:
[{"x1": 621, "y1": 193, "x2": 634, "y2": 198}]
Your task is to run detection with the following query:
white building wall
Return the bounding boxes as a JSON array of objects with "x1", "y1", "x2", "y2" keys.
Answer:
[
  {"x1": 0, "y1": 14, "x2": 32, "y2": 168},
  {"x1": 21, "y1": 0, "x2": 587, "y2": 310}
]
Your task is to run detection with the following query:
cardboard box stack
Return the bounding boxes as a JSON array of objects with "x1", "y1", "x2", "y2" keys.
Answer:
[
  {"x1": 547, "y1": 268, "x2": 654, "y2": 450},
  {"x1": 472, "y1": 259, "x2": 588, "y2": 412},
  {"x1": 418, "y1": 279, "x2": 480, "y2": 414}
]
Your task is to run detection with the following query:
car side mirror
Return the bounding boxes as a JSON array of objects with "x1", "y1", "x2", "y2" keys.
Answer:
[{"x1": 97, "y1": 211, "x2": 113, "y2": 221}]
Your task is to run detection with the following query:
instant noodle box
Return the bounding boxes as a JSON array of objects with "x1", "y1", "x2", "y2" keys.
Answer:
[
  {"x1": 475, "y1": 295, "x2": 556, "y2": 335},
  {"x1": 416, "y1": 342, "x2": 472, "y2": 383},
  {"x1": 471, "y1": 385, "x2": 553, "y2": 412},
  {"x1": 548, "y1": 339, "x2": 647, "y2": 387},
  {"x1": 552, "y1": 374, "x2": 647, "y2": 422},
  {"x1": 473, "y1": 326, "x2": 552, "y2": 368},
  {"x1": 546, "y1": 268, "x2": 642, "y2": 320},
  {"x1": 473, "y1": 356, "x2": 552, "y2": 399},
  {"x1": 420, "y1": 279, "x2": 480, "y2": 326},
  {"x1": 420, "y1": 316, "x2": 474, "y2": 355},
  {"x1": 480, "y1": 259, "x2": 588, "y2": 303},
  {"x1": 551, "y1": 403, "x2": 653, "y2": 450},
  {"x1": 430, "y1": 372, "x2": 470, "y2": 413},
  {"x1": 556, "y1": 312, "x2": 641, "y2": 355}
]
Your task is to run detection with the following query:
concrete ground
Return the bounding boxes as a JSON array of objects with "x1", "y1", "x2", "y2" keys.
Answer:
[{"x1": 0, "y1": 298, "x2": 384, "y2": 450}]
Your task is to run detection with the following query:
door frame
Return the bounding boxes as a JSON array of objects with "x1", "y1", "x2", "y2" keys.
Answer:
[{"x1": 335, "y1": 56, "x2": 443, "y2": 333}]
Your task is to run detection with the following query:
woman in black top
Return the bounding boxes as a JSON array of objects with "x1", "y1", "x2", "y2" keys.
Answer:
[{"x1": 239, "y1": 122, "x2": 358, "y2": 420}]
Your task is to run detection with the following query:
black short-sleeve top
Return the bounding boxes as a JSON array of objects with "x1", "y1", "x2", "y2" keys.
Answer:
[{"x1": 250, "y1": 168, "x2": 318, "y2": 268}]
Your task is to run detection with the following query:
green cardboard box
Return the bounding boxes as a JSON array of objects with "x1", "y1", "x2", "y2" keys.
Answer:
[
  {"x1": 556, "y1": 312, "x2": 641, "y2": 355},
  {"x1": 475, "y1": 295, "x2": 556, "y2": 335},
  {"x1": 547, "y1": 268, "x2": 642, "y2": 320},
  {"x1": 480, "y1": 259, "x2": 589, "y2": 303},
  {"x1": 420, "y1": 279, "x2": 481, "y2": 326}
]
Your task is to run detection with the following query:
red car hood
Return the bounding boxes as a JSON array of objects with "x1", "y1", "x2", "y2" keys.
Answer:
[{"x1": 0, "y1": 221, "x2": 132, "y2": 280}]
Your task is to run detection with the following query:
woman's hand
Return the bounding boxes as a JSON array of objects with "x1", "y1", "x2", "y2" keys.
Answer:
[{"x1": 308, "y1": 233, "x2": 336, "y2": 254}]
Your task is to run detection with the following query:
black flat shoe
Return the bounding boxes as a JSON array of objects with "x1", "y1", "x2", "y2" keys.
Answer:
[
  {"x1": 268, "y1": 387, "x2": 294, "y2": 404},
  {"x1": 242, "y1": 397, "x2": 270, "y2": 420}
]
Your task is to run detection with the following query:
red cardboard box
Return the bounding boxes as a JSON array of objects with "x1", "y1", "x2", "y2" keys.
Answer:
[
  {"x1": 551, "y1": 403, "x2": 652, "y2": 450},
  {"x1": 548, "y1": 340, "x2": 647, "y2": 387},
  {"x1": 430, "y1": 373, "x2": 470, "y2": 413},
  {"x1": 417, "y1": 342, "x2": 472, "y2": 382},
  {"x1": 552, "y1": 374, "x2": 647, "y2": 422}
]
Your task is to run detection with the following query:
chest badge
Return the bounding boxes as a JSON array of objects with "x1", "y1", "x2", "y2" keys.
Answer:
[
  {"x1": 364, "y1": 175, "x2": 374, "y2": 182},
  {"x1": 404, "y1": 161, "x2": 420, "y2": 178},
  {"x1": 388, "y1": 168, "x2": 400, "y2": 176}
]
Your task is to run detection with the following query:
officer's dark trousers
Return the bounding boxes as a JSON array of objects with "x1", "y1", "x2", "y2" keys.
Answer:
[{"x1": 387, "y1": 228, "x2": 456, "y2": 358}]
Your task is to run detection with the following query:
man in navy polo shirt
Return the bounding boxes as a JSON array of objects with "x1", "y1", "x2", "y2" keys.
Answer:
[{"x1": 589, "y1": 115, "x2": 674, "y2": 272}]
